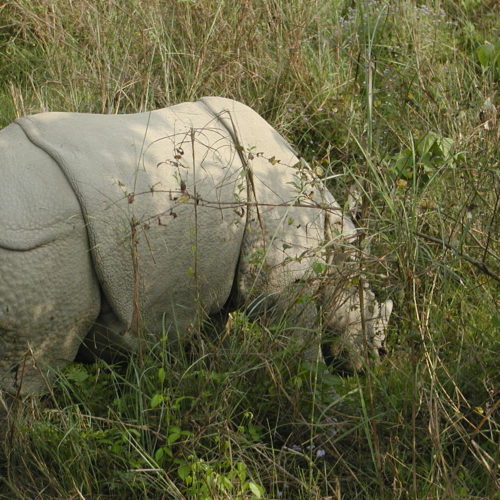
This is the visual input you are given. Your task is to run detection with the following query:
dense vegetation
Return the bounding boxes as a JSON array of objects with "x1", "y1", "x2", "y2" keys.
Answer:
[{"x1": 0, "y1": 0, "x2": 498, "y2": 498}]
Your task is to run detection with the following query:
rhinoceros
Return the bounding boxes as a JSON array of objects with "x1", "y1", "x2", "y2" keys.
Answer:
[{"x1": 0, "y1": 97, "x2": 392, "y2": 394}]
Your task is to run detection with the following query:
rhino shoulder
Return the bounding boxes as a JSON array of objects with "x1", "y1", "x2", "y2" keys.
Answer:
[{"x1": 0, "y1": 121, "x2": 83, "y2": 251}]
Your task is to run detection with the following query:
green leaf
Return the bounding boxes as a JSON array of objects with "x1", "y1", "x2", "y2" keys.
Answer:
[
  {"x1": 167, "y1": 426, "x2": 182, "y2": 445},
  {"x1": 150, "y1": 393, "x2": 163, "y2": 408},
  {"x1": 476, "y1": 42, "x2": 495, "y2": 68},
  {"x1": 417, "y1": 131, "x2": 438, "y2": 156},
  {"x1": 437, "y1": 136, "x2": 454, "y2": 159},
  {"x1": 178, "y1": 463, "x2": 192, "y2": 481},
  {"x1": 295, "y1": 293, "x2": 312, "y2": 305},
  {"x1": 248, "y1": 481, "x2": 263, "y2": 498},
  {"x1": 312, "y1": 261, "x2": 326, "y2": 275},
  {"x1": 392, "y1": 149, "x2": 413, "y2": 178},
  {"x1": 154, "y1": 447, "x2": 164, "y2": 462},
  {"x1": 219, "y1": 475, "x2": 232, "y2": 491},
  {"x1": 172, "y1": 395, "x2": 194, "y2": 409},
  {"x1": 158, "y1": 367, "x2": 166, "y2": 384},
  {"x1": 236, "y1": 461, "x2": 247, "y2": 482},
  {"x1": 420, "y1": 153, "x2": 434, "y2": 171}
]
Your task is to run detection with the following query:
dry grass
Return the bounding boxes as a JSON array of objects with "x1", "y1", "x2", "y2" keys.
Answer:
[{"x1": 0, "y1": 0, "x2": 498, "y2": 498}]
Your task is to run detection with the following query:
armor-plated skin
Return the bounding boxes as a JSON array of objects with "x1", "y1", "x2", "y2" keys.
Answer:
[{"x1": 0, "y1": 97, "x2": 392, "y2": 394}]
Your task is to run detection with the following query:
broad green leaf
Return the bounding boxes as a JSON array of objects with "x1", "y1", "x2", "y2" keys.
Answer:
[
  {"x1": 477, "y1": 42, "x2": 495, "y2": 68},
  {"x1": 417, "y1": 131, "x2": 438, "y2": 156},
  {"x1": 154, "y1": 448, "x2": 164, "y2": 462},
  {"x1": 150, "y1": 393, "x2": 163, "y2": 408},
  {"x1": 178, "y1": 463, "x2": 191, "y2": 481},
  {"x1": 248, "y1": 481, "x2": 263, "y2": 498},
  {"x1": 236, "y1": 461, "x2": 247, "y2": 482},
  {"x1": 219, "y1": 475, "x2": 232, "y2": 491},
  {"x1": 167, "y1": 426, "x2": 182, "y2": 445},
  {"x1": 437, "y1": 136, "x2": 454, "y2": 158}
]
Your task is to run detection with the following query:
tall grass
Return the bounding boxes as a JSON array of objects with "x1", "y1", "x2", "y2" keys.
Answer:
[{"x1": 1, "y1": 0, "x2": 498, "y2": 498}]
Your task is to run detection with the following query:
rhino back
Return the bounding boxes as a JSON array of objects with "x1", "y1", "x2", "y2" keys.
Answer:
[{"x1": 15, "y1": 103, "x2": 247, "y2": 334}]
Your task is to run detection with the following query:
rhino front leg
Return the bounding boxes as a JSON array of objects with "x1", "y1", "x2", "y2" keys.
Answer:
[{"x1": 0, "y1": 231, "x2": 100, "y2": 395}]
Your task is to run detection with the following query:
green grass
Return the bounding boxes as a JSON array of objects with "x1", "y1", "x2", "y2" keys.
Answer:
[{"x1": 1, "y1": 0, "x2": 498, "y2": 498}]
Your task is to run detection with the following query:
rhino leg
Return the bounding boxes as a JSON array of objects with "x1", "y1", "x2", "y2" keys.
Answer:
[
  {"x1": 76, "y1": 297, "x2": 134, "y2": 365},
  {"x1": 0, "y1": 231, "x2": 101, "y2": 394},
  {"x1": 0, "y1": 122, "x2": 101, "y2": 394}
]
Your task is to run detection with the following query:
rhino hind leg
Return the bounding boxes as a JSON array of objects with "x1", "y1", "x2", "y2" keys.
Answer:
[
  {"x1": 0, "y1": 232, "x2": 100, "y2": 395},
  {"x1": 75, "y1": 297, "x2": 134, "y2": 365}
]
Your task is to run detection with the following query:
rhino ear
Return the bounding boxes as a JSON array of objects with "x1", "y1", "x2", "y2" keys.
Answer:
[{"x1": 380, "y1": 299, "x2": 393, "y2": 323}]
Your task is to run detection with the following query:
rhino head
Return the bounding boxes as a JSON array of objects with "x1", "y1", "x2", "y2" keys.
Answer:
[{"x1": 321, "y1": 282, "x2": 393, "y2": 375}]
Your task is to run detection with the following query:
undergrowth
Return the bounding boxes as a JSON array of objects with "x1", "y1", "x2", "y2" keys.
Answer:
[{"x1": 0, "y1": 0, "x2": 498, "y2": 498}]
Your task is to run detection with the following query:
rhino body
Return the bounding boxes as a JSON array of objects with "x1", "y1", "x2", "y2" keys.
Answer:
[{"x1": 0, "y1": 97, "x2": 391, "y2": 394}]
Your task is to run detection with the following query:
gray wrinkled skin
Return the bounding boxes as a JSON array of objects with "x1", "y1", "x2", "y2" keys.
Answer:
[{"x1": 0, "y1": 97, "x2": 392, "y2": 394}]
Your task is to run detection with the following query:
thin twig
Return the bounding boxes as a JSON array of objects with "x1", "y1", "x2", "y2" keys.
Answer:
[{"x1": 414, "y1": 231, "x2": 500, "y2": 283}]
